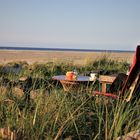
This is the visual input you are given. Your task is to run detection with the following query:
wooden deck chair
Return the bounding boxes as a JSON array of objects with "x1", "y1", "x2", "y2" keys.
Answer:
[{"x1": 92, "y1": 45, "x2": 140, "y2": 101}]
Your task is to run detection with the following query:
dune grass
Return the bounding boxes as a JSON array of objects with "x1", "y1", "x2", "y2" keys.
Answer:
[{"x1": 0, "y1": 56, "x2": 140, "y2": 140}]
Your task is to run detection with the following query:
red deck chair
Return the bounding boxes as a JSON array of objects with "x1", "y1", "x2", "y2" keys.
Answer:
[{"x1": 92, "y1": 45, "x2": 140, "y2": 101}]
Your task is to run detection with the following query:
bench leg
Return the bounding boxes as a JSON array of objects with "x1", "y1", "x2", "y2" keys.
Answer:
[{"x1": 102, "y1": 83, "x2": 106, "y2": 92}]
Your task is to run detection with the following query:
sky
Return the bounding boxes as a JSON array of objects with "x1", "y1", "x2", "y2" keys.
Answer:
[{"x1": 0, "y1": 0, "x2": 140, "y2": 50}]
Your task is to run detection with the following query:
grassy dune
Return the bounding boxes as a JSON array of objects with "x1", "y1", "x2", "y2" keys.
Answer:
[{"x1": 0, "y1": 56, "x2": 140, "y2": 140}]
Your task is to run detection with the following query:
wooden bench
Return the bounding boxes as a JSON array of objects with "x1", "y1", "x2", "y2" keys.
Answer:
[{"x1": 99, "y1": 75, "x2": 116, "y2": 92}]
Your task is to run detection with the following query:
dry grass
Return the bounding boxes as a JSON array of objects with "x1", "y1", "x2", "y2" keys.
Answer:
[{"x1": 0, "y1": 50, "x2": 134, "y2": 65}]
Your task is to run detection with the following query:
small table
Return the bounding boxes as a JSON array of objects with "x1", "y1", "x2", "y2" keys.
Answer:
[{"x1": 52, "y1": 75, "x2": 94, "y2": 92}]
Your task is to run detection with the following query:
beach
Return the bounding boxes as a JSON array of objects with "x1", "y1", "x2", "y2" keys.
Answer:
[{"x1": 0, "y1": 50, "x2": 134, "y2": 65}]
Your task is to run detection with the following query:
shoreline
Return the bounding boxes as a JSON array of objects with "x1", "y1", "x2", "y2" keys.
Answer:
[{"x1": 0, "y1": 46, "x2": 135, "y2": 53}]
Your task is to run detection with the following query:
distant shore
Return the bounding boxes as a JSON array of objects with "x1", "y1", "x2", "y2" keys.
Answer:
[
  {"x1": 0, "y1": 46, "x2": 135, "y2": 53},
  {"x1": 0, "y1": 50, "x2": 134, "y2": 65}
]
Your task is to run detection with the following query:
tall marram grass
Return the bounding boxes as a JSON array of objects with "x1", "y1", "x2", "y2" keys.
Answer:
[{"x1": 0, "y1": 56, "x2": 140, "y2": 140}]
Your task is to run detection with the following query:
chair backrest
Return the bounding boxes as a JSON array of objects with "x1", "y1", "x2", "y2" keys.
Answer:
[
  {"x1": 109, "y1": 73, "x2": 127, "y2": 93},
  {"x1": 121, "y1": 45, "x2": 140, "y2": 98}
]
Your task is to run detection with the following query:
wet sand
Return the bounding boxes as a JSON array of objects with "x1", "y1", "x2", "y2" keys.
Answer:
[{"x1": 0, "y1": 50, "x2": 134, "y2": 65}]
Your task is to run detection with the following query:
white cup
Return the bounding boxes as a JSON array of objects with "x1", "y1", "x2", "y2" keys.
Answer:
[{"x1": 90, "y1": 73, "x2": 97, "y2": 80}]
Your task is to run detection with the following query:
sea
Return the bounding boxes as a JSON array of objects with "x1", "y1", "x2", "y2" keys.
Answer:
[{"x1": 0, "y1": 46, "x2": 134, "y2": 53}]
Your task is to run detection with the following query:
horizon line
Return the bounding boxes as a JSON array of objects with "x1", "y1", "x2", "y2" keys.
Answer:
[{"x1": 0, "y1": 46, "x2": 135, "y2": 53}]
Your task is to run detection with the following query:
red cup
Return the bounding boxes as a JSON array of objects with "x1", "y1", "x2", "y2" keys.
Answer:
[{"x1": 66, "y1": 71, "x2": 74, "y2": 80}]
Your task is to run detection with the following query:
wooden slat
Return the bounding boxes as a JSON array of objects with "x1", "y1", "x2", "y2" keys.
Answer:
[
  {"x1": 99, "y1": 75, "x2": 116, "y2": 84},
  {"x1": 126, "y1": 75, "x2": 139, "y2": 102}
]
